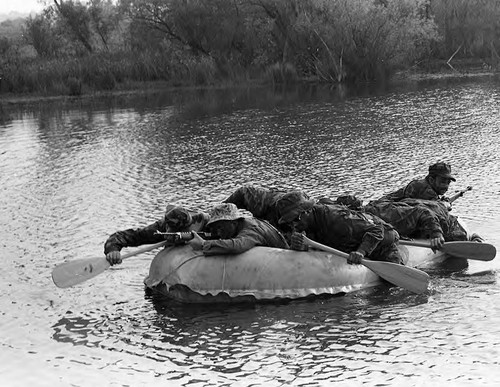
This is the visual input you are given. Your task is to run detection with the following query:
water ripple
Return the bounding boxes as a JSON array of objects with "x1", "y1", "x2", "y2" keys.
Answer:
[{"x1": 2, "y1": 78, "x2": 500, "y2": 386}]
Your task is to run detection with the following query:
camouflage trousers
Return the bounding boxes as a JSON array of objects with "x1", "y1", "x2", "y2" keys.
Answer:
[{"x1": 368, "y1": 228, "x2": 404, "y2": 265}]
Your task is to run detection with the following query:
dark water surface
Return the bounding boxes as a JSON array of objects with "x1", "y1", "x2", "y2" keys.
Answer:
[{"x1": 1, "y1": 77, "x2": 500, "y2": 386}]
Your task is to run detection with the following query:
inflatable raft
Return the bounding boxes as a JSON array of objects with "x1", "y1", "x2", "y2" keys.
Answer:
[{"x1": 143, "y1": 242, "x2": 459, "y2": 303}]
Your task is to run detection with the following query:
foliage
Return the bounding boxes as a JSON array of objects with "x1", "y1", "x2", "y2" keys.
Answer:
[
  {"x1": 249, "y1": 0, "x2": 439, "y2": 81},
  {"x1": 120, "y1": 0, "x2": 263, "y2": 68},
  {"x1": 430, "y1": 0, "x2": 500, "y2": 67},
  {"x1": 24, "y1": 9, "x2": 63, "y2": 58},
  {"x1": 1, "y1": 0, "x2": 500, "y2": 97},
  {"x1": 51, "y1": 0, "x2": 93, "y2": 52},
  {"x1": 89, "y1": 0, "x2": 122, "y2": 50}
]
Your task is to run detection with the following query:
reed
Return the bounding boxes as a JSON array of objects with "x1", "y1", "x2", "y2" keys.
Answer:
[{"x1": 1, "y1": 51, "x2": 225, "y2": 96}]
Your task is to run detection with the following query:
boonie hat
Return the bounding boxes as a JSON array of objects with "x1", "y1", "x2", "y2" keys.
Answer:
[
  {"x1": 277, "y1": 191, "x2": 315, "y2": 224},
  {"x1": 206, "y1": 203, "x2": 250, "y2": 226},
  {"x1": 428, "y1": 162, "x2": 456, "y2": 181}
]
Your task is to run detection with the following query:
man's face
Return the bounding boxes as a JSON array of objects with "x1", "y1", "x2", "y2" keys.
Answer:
[
  {"x1": 430, "y1": 175, "x2": 453, "y2": 195},
  {"x1": 209, "y1": 220, "x2": 238, "y2": 239},
  {"x1": 290, "y1": 209, "x2": 312, "y2": 232}
]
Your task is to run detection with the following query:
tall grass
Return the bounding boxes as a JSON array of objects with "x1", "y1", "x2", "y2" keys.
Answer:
[{"x1": 0, "y1": 50, "x2": 221, "y2": 96}]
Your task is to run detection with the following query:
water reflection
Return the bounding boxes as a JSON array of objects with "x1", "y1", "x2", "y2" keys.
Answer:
[{"x1": 51, "y1": 286, "x2": 435, "y2": 384}]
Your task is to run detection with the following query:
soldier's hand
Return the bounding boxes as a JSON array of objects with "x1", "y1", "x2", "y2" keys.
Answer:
[
  {"x1": 290, "y1": 231, "x2": 307, "y2": 251},
  {"x1": 106, "y1": 251, "x2": 122, "y2": 266},
  {"x1": 347, "y1": 251, "x2": 364, "y2": 265},
  {"x1": 187, "y1": 231, "x2": 204, "y2": 250},
  {"x1": 430, "y1": 236, "x2": 445, "y2": 252},
  {"x1": 441, "y1": 198, "x2": 452, "y2": 211}
]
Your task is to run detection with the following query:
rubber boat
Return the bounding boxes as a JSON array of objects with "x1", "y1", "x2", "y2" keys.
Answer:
[{"x1": 143, "y1": 242, "x2": 460, "y2": 303}]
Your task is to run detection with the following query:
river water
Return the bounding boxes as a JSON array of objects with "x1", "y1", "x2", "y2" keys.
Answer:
[{"x1": 1, "y1": 76, "x2": 500, "y2": 387}]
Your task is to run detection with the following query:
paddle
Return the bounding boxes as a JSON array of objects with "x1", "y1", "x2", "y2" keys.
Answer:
[
  {"x1": 52, "y1": 240, "x2": 168, "y2": 288},
  {"x1": 303, "y1": 236, "x2": 429, "y2": 294},
  {"x1": 399, "y1": 240, "x2": 496, "y2": 261}
]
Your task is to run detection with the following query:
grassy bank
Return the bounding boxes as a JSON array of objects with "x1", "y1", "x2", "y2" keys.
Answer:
[{"x1": 3, "y1": 0, "x2": 500, "y2": 107}]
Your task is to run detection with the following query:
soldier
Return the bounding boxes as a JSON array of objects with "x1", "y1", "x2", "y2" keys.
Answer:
[
  {"x1": 187, "y1": 203, "x2": 289, "y2": 255},
  {"x1": 377, "y1": 162, "x2": 456, "y2": 203},
  {"x1": 276, "y1": 192, "x2": 403, "y2": 265},
  {"x1": 105, "y1": 205, "x2": 209, "y2": 266}
]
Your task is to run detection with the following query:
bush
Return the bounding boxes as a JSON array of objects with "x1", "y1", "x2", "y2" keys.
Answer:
[
  {"x1": 66, "y1": 76, "x2": 82, "y2": 95},
  {"x1": 265, "y1": 62, "x2": 298, "y2": 84}
]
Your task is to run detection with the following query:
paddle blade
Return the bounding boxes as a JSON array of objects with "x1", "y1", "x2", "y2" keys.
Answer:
[
  {"x1": 361, "y1": 259, "x2": 430, "y2": 294},
  {"x1": 52, "y1": 257, "x2": 111, "y2": 288},
  {"x1": 441, "y1": 242, "x2": 496, "y2": 261}
]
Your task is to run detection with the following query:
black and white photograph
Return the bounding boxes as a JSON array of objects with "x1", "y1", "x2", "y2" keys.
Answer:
[{"x1": 1, "y1": 1, "x2": 499, "y2": 386}]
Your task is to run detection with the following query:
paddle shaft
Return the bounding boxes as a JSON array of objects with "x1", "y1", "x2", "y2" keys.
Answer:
[
  {"x1": 120, "y1": 240, "x2": 168, "y2": 260},
  {"x1": 304, "y1": 237, "x2": 350, "y2": 259},
  {"x1": 303, "y1": 236, "x2": 429, "y2": 294}
]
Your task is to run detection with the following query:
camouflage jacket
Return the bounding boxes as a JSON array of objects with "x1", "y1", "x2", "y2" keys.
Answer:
[
  {"x1": 302, "y1": 204, "x2": 392, "y2": 256},
  {"x1": 104, "y1": 212, "x2": 209, "y2": 254},
  {"x1": 202, "y1": 217, "x2": 289, "y2": 256},
  {"x1": 402, "y1": 199, "x2": 467, "y2": 241},
  {"x1": 223, "y1": 185, "x2": 289, "y2": 228},
  {"x1": 365, "y1": 200, "x2": 443, "y2": 239},
  {"x1": 378, "y1": 177, "x2": 446, "y2": 202},
  {"x1": 366, "y1": 198, "x2": 467, "y2": 241}
]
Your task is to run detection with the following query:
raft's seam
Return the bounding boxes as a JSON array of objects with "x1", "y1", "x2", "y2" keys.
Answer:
[{"x1": 222, "y1": 260, "x2": 226, "y2": 292}]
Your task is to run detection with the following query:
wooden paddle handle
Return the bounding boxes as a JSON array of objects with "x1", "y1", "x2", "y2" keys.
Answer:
[
  {"x1": 121, "y1": 240, "x2": 168, "y2": 259},
  {"x1": 303, "y1": 236, "x2": 349, "y2": 259},
  {"x1": 399, "y1": 240, "x2": 432, "y2": 248}
]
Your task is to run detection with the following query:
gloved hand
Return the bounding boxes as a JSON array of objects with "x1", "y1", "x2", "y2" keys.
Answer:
[
  {"x1": 290, "y1": 231, "x2": 308, "y2": 251},
  {"x1": 347, "y1": 250, "x2": 364, "y2": 265},
  {"x1": 106, "y1": 251, "x2": 122, "y2": 266}
]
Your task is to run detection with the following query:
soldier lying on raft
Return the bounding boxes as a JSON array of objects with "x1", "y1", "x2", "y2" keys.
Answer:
[{"x1": 104, "y1": 162, "x2": 482, "y2": 267}]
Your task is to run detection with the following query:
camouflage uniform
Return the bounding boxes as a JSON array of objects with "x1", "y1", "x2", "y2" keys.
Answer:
[
  {"x1": 365, "y1": 198, "x2": 468, "y2": 242},
  {"x1": 401, "y1": 199, "x2": 468, "y2": 241},
  {"x1": 223, "y1": 185, "x2": 311, "y2": 244},
  {"x1": 378, "y1": 177, "x2": 444, "y2": 202},
  {"x1": 365, "y1": 200, "x2": 444, "y2": 240},
  {"x1": 104, "y1": 207, "x2": 209, "y2": 254},
  {"x1": 294, "y1": 203, "x2": 402, "y2": 264},
  {"x1": 377, "y1": 162, "x2": 456, "y2": 202},
  {"x1": 223, "y1": 185, "x2": 299, "y2": 228},
  {"x1": 202, "y1": 217, "x2": 289, "y2": 256}
]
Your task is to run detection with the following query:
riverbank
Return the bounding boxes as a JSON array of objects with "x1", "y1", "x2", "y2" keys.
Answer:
[
  {"x1": 0, "y1": 80, "x2": 203, "y2": 108},
  {"x1": 1, "y1": 62, "x2": 498, "y2": 111},
  {"x1": 393, "y1": 58, "x2": 498, "y2": 81}
]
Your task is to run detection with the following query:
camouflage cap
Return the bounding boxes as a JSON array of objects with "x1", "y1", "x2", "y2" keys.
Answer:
[
  {"x1": 165, "y1": 206, "x2": 193, "y2": 229},
  {"x1": 335, "y1": 195, "x2": 362, "y2": 210},
  {"x1": 428, "y1": 162, "x2": 456, "y2": 181},
  {"x1": 206, "y1": 203, "x2": 250, "y2": 226},
  {"x1": 276, "y1": 191, "x2": 315, "y2": 224}
]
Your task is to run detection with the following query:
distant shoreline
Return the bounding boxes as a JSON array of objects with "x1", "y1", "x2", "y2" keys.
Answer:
[{"x1": 1, "y1": 65, "x2": 497, "y2": 110}]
